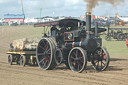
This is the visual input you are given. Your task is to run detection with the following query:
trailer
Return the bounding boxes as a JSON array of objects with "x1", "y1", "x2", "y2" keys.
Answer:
[{"x1": 6, "y1": 50, "x2": 37, "y2": 66}]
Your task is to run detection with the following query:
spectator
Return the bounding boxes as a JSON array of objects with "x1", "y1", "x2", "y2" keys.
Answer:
[
  {"x1": 51, "y1": 25, "x2": 58, "y2": 37},
  {"x1": 126, "y1": 37, "x2": 128, "y2": 48},
  {"x1": 10, "y1": 43, "x2": 14, "y2": 50}
]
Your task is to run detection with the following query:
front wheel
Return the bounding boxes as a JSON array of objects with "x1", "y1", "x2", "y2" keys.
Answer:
[
  {"x1": 68, "y1": 47, "x2": 87, "y2": 73},
  {"x1": 91, "y1": 47, "x2": 110, "y2": 71}
]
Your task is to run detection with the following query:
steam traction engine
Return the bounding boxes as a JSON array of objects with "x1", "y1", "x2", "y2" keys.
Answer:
[
  {"x1": 105, "y1": 28, "x2": 128, "y2": 41},
  {"x1": 35, "y1": 12, "x2": 110, "y2": 73}
]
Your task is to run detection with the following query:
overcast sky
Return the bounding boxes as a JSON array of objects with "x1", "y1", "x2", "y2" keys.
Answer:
[{"x1": 0, "y1": 0, "x2": 128, "y2": 18}]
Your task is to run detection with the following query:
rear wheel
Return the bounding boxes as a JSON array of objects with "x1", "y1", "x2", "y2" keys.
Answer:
[
  {"x1": 8, "y1": 55, "x2": 13, "y2": 65},
  {"x1": 91, "y1": 47, "x2": 110, "y2": 71},
  {"x1": 68, "y1": 47, "x2": 87, "y2": 73},
  {"x1": 36, "y1": 38, "x2": 56, "y2": 70},
  {"x1": 117, "y1": 33, "x2": 125, "y2": 41}
]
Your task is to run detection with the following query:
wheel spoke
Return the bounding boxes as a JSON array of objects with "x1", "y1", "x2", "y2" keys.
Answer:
[
  {"x1": 45, "y1": 43, "x2": 50, "y2": 51},
  {"x1": 78, "y1": 62, "x2": 82, "y2": 70},
  {"x1": 101, "y1": 61, "x2": 105, "y2": 66},
  {"x1": 101, "y1": 61, "x2": 103, "y2": 69},
  {"x1": 97, "y1": 61, "x2": 99, "y2": 67},
  {"x1": 39, "y1": 45, "x2": 46, "y2": 51},
  {"x1": 73, "y1": 51, "x2": 76, "y2": 57},
  {"x1": 94, "y1": 60, "x2": 98, "y2": 64},
  {"x1": 38, "y1": 53, "x2": 45, "y2": 56},
  {"x1": 56, "y1": 56, "x2": 60, "y2": 58},
  {"x1": 77, "y1": 63, "x2": 80, "y2": 71},
  {"x1": 47, "y1": 48, "x2": 50, "y2": 52},
  {"x1": 71, "y1": 56, "x2": 75, "y2": 60},
  {"x1": 71, "y1": 61, "x2": 76, "y2": 66},
  {"x1": 79, "y1": 53, "x2": 82, "y2": 57},
  {"x1": 47, "y1": 56, "x2": 50, "y2": 63},
  {"x1": 42, "y1": 40, "x2": 45, "y2": 45},
  {"x1": 39, "y1": 57, "x2": 46, "y2": 63},
  {"x1": 76, "y1": 50, "x2": 78, "y2": 58},
  {"x1": 43, "y1": 60, "x2": 48, "y2": 67},
  {"x1": 80, "y1": 57, "x2": 84, "y2": 63},
  {"x1": 79, "y1": 56, "x2": 83, "y2": 60}
]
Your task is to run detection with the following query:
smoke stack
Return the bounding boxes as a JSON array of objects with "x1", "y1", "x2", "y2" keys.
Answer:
[
  {"x1": 95, "y1": 22, "x2": 98, "y2": 37},
  {"x1": 86, "y1": 12, "x2": 91, "y2": 32}
]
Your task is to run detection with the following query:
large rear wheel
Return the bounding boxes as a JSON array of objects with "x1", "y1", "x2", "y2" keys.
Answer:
[
  {"x1": 36, "y1": 38, "x2": 56, "y2": 70},
  {"x1": 68, "y1": 47, "x2": 87, "y2": 73},
  {"x1": 91, "y1": 47, "x2": 110, "y2": 71}
]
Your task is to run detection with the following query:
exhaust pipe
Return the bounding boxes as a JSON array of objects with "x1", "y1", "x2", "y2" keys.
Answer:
[
  {"x1": 95, "y1": 22, "x2": 98, "y2": 37},
  {"x1": 86, "y1": 12, "x2": 91, "y2": 31},
  {"x1": 86, "y1": 12, "x2": 91, "y2": 39}
]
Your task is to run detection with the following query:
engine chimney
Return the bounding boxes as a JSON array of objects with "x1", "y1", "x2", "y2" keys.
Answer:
[
  {"x1": 86, "y1": 12, "x2": 91, "y2": 32},
  {"x1": 86, "y1": 12, "x2": 91, "y2": 39}
]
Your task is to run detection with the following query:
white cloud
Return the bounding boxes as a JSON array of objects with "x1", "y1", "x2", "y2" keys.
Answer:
[
  {"x1": 0, "y1": 0, "x2": 128, "y2": 18},
  {"x1": 0, "y1": 0, "x2": 15, "y2": 3},
  {"x1": 64, "y1": 0, "x2": 80, "y2": 6}
]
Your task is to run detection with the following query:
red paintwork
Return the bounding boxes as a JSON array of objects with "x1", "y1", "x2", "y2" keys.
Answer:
[
  {"x1": 5, "y1": 19, "x2": 24, "y2": 23},
  {"x1": 64, "y1": 32, "x2": 74, "y2": 41}
]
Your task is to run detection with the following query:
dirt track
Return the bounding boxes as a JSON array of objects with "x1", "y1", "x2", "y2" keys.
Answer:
[{"x1": 0, "y1": 26, "x2": 128, "y2": 85}]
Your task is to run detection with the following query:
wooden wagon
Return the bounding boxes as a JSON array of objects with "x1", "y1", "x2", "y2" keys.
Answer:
[{"x1": 6, "y1": 50, "x2": 37, "y2": 66}]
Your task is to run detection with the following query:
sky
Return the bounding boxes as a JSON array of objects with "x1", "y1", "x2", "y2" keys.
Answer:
[{"x1": 0, "y1": 0, "x2": 128, "y2": 18}]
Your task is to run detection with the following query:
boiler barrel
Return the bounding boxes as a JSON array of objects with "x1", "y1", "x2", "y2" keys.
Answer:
[
  {"x1": 65, "y1": 39, "x2": 98, "y2": 52},
  {"x1": 65, "y1": 42, "x2": 86, "y2": 48}
]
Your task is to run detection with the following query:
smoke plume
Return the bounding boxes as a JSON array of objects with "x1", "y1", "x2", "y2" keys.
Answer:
[{"x1": 84, "y1": 0, "x2": 125, "y2": 12}]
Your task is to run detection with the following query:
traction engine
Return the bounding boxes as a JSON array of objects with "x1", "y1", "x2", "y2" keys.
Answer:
[{"x1": 35, "y1": 12, "x2": 110, "y2": 73}]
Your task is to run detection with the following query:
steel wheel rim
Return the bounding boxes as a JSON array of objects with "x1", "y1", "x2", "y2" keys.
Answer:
[
  {"x1": 68, "y1": 47, "x2": 87, "y2": 73},
  {"x1": 92, "y1": 47, "x2": 110, "y2": 71},
  {"x1": 37, "y1": 39, "x2": 53, "y2": 70}
]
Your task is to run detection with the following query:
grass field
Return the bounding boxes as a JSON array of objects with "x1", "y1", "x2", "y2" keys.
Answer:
[
  {"x1": 110, "y1": 24, "x2": 128, "y2": 28},
  {"x1": 102, "y1": 36, "x2": 128, "y2": 59}
]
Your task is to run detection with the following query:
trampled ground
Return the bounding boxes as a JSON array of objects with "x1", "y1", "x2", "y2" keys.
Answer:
[{"x1": 0, "y1": 26, "x2": 128, "y2": 85}]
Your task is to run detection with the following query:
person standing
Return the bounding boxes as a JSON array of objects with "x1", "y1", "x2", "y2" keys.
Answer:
[{"x1": 126, "y1": 37, "x2": 128, "y2": 48}]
